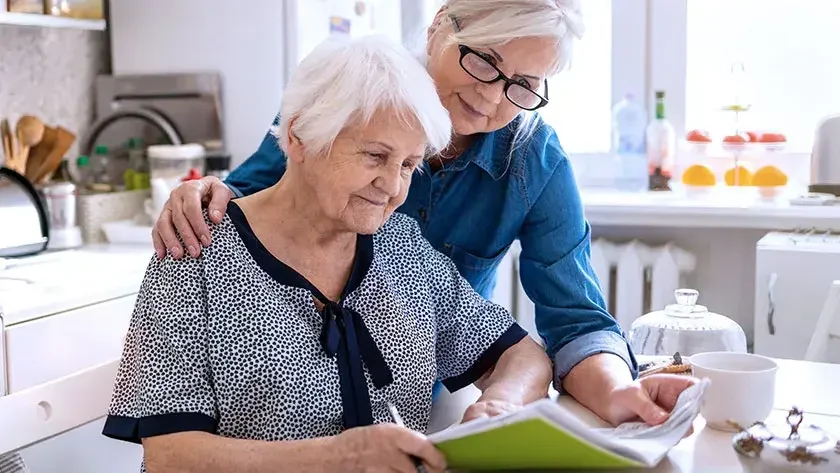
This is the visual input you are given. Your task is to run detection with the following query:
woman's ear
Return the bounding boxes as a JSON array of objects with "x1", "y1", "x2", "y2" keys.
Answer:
[{"x1": 284, "y1": 117, "x2": 306, "y2": 165}]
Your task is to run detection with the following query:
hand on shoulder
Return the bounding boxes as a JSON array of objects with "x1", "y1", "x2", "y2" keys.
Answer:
[{"x1": 152, "y1": 176, "x2": 234, "y2": 260}]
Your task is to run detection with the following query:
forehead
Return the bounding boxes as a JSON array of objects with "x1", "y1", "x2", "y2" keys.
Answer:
[
  {"x1": 485, "y1": 37, "x2": 559, "y2": 77},
  {"x1": 340, "y1": 108, "x2": 426, "y2": 147}
]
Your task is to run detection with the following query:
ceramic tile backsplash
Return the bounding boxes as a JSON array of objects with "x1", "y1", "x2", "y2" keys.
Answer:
[{"x1": 0, "y1": 25, "x2": 107, "y2": 161}]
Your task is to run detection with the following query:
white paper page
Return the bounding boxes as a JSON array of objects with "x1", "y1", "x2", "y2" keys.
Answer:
[{"x1": 428, "y1": 378, "x2": 709, "y2": 468}]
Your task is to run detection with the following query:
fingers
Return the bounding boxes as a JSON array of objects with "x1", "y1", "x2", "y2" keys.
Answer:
[
  {"x1": 205, "y1": 178, "x2": 233, "y2": 225},
  {"x1": 461, "y1": 404, "x2": 489, "y2": 423},
  {"x1": 172, "y1": 205, "x2": 202, "y2": 258},
  {"x1": 151, "y1": 223, "x2": 167, "y2": 259},
  {"x1": 394, "y1": 428, "x2": 447, "y2": 473},
  {"x1": 646, "y1": 374, "x2": 698, "y2": 412},
  {"x1": 182, "y1": 182, "x2": 213, "y2": 249},
  {"x1": 462, "y1": 400, "x2": 519, "y2": 423},
  {"x1": 620, "y1": 385, "x2": 670, "y2": 426},
  {"x1": 155, "y1": 208, "x2": 185, "y2": 259}
]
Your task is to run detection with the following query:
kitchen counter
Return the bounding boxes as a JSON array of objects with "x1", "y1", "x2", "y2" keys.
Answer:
[
  {"x1": 581, "y1": 189, "x2": 840, "y2": 230},
  {"x1": 0, "y1": 244, "x2": 153, "y2": 326}
]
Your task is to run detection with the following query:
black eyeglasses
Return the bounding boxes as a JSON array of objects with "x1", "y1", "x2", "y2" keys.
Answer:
[{"x1": 457, "y1": 45, "x2": 549, "y2": 111}]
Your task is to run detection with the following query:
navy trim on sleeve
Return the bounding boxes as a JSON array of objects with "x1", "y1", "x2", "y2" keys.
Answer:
[
  {"x1": 102, "y1": 412, "x2": 217, "y2": 444},
  {"x1": 441, "y1": 323, "x2": 529, "y2": 392}
]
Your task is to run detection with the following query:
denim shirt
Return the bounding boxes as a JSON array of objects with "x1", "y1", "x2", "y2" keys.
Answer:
[{"x1": 225, "y1": 115, "x2": 638, "y2": 389}]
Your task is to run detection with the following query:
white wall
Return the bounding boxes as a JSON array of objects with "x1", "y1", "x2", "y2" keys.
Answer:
[{"x1": 108, "y1": 0, "x2": 287, "y2": 167}]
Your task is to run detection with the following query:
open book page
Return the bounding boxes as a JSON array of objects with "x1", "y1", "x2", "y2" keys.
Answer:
[{"x1": 428, "y1": 378, "x2": 709, "y2": 468}]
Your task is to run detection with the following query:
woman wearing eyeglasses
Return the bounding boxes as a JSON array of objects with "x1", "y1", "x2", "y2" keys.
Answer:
[{"x1": 152, "y1": 0, "x2": 697, "y2": 429}]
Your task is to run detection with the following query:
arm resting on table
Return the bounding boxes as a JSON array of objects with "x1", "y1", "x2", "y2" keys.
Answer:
[
  {"x1": 473, "y1": 336, "x2": 553, "y2": 405},
  {"x1": 516, "y1": 130, "x2": 638, "y2": 414}
]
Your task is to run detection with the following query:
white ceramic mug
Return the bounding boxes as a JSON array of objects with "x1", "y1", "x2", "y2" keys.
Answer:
[{"x1": 690, "y1": 352, "x2": 779, "y2": 432}]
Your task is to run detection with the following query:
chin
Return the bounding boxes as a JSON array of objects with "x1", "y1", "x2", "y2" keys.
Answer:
[
  {"x1": 347, "y1": 213, "x2": 388, "y2": 235},
  {"x1": 451, "y1": 113, "x2": 486, "y2": 136}
]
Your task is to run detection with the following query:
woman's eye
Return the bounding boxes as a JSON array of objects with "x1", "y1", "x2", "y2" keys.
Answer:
[{"x1": 366, "y1": 152, "x2": 387, "y2": 160}]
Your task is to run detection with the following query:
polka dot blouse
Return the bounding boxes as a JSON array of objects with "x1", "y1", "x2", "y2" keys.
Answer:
[{"x1": 102, "y1": 201, "x2": 526, "y2": 469}]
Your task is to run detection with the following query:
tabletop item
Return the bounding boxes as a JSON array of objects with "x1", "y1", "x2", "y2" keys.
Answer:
[
  {"x1": 810, "y1": 114, "x2": 840, "y2": 197},
  {"x1": 145, "y1": 143, "x2": 205, "y2": 221},
  {"x1": 41, "y1": 181, "x2": 82, "y2": 250},
  {"x1": 691, "y1": 352, "x2": 778, "y2": 432},
  {"x1": 0, "y1": 167, "x2": 49, "y2": 257},
  {"x1": 638, "y1": 352, "x2": 692, "y2": 377},
  {"x1": 427, "y1": 380, "x2": 708, "y2": 470},
  {"x1": 628, "y1": 288, "x2": 748, "y2": 356},
  {"x1": 732, "y1": 407, "x2": 839, "y2": 472}
]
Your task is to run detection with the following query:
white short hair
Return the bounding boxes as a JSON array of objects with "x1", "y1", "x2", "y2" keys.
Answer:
[
  {"x1": 442, "y1": 0, "x2": 584, "y2": 75},
  {"x1": 275, "y1": 35, "x2": 451, "y2": 158}
]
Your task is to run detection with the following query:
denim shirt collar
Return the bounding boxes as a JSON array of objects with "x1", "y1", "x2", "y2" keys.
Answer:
[{"x1": 458, "y1": 122, "x2": 517, "y2": 181}]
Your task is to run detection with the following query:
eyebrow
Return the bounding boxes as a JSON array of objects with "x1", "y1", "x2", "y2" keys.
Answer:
[
  {"x1": 488, "y1": 48, "x2": 541, "y2": 82},
  {"x1": 364, "y1": 140, "x2": 394, "y2": 151}
]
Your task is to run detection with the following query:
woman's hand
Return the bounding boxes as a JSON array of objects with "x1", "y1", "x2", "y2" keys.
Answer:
[
  {"x1": 462, "y1": 398, "x2": 521, "y2": 423},
  {"x1": 604, "y1": 374, "x2": 698, "y2": 432},
  {"x1": 332, "y1": 423, "x2": 447, "y2": 473},
  {"x1": 152, "y1": 176, "x2": 233, "y2": 259}
]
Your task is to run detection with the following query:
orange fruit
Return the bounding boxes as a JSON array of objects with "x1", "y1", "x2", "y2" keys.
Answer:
[
  {"x1": 725, "y1": 165, "x2": 753, "y2": 186},
  {"x1": 753, "y1": 165, "x2": 788, "y2": 187},
  {"x1": 682, "y1": 164, "x2": 716, "y2": 186}
]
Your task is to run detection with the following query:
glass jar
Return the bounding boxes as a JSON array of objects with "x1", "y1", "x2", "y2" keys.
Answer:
[
  {"x1": 628, "y1": 288, "x2": 748, "y2": 356},
  {"x1": 148, "y1": 143, "x2": 205, "y2": 186}
]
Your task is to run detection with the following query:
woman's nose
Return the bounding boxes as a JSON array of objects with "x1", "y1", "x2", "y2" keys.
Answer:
[
  {"x1": 476, "y1": 80, "x2": 505, "y2": 105},
  {"x1": 375, "y1": 166, "x2": 402, "y2": 198}
]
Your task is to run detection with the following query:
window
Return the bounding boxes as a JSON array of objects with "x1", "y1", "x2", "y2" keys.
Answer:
[
  {"x1": 684, "y1": 0, "x2": 840, "y2": 152},
  {"x1": 539, "y1": 0, "x2": 613, "y2": 154}
]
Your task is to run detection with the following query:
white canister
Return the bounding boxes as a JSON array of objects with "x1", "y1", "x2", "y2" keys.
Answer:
[{"x1": 146, "y1": 143, "x2": 205, "y2": 221}]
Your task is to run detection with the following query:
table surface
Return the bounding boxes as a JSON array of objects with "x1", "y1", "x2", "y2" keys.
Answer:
[
  {"x1": 608, "y1": 357, "x2": 840, "y2": 472},
  {"x1": 450, "y1": 357, "x2": 840, "y2": 473}
]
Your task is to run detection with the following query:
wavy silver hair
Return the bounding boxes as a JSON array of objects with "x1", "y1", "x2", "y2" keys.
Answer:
[{"x1": 274, "y1": 35, "x2": 452, "y2": 158}]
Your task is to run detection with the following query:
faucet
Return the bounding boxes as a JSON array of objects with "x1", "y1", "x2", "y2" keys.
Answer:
[{"x1": 80, "y1": 108, "x2": 184, "y2": 156}]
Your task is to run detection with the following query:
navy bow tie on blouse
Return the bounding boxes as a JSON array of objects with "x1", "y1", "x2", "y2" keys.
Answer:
[{"x1": 319, "y1": 299, "x2": 394, "y2": 428}]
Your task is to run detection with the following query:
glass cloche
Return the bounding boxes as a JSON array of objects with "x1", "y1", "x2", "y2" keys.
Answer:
[{"x1": 628, "y1": 288, "x2": 748, "y2": 356}]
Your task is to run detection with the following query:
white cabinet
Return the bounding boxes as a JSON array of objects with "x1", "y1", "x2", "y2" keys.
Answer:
[
  {"x1": 5, "y1": 295, "x2": 135, "y2": 393},
  {"x1": 754, "y1": 232, "x2": 840, "y2": 362}
]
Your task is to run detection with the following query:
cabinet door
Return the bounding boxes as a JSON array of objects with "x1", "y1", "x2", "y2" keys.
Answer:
[
  {"x1": 754, "y1": 248, "x2": 840, "y2": 362},
  {"x1": 4, "y1": 295, "x2": 136, "y2": 393}
]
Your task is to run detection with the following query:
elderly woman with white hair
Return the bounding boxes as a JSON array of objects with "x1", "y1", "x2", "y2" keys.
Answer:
[{"x1": 102, "y1": 35, "x2": 549, "y2": 472}]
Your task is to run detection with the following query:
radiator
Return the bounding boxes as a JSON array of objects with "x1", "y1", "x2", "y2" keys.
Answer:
[
  {"x1": 508, "y1": 239, "x2": 697, "y2": 340},
  {"x1": 590, "y1": 239, "x2": 697, "y2": 331}
]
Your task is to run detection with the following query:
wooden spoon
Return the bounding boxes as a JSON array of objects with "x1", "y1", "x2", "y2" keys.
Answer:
[
  {"x1": 15, "y1": 115, "x2": 45, "y2": 173},
  {"x1": 0, "y1": 119, "x2": 12, "y2": 166}
]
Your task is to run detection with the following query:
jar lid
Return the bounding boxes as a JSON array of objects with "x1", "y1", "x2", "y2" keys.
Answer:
[
  {"x1": 147, "y1": 143, "x2": 206, "y2": 160},
  {"x1": 663, "y1": 288, "x2": 709, "y2": 318}
]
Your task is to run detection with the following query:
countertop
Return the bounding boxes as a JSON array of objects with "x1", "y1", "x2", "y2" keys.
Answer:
[
  {"x1": 0, "y1": 244, "x2": 153, "y2": 326},
  {"x1": 581, "y1": 189, "x2": 840, "y2": 229}
]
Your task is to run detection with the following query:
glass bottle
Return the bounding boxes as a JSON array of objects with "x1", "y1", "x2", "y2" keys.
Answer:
[{"x1": 646, "y1": 91, "x2": 676, "y2": 191}]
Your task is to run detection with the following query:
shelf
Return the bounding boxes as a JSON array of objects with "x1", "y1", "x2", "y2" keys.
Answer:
[{"x1": 0, "y1": 11, "x2": 105, "y2": 30}]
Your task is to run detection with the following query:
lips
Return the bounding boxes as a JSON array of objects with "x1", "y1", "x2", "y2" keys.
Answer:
[
  {"x1": 458, "y1": 95, "x2": 487, "y2": 117},
  {"x1": 358, "y1": 196, "x2": 387, "y2": 206}
]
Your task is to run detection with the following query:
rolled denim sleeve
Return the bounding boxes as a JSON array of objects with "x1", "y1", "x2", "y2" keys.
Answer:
[
  {"x1": 224, "y1": 114, "x2": 288, "y2": 197},
  {"x1": 517, "y1": 131, "x2": 638, "y2": 393}
]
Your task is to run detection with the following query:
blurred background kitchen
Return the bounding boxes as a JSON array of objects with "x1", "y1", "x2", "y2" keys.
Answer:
[{"x1": 0, "y1": 0, "x2": 839, "y2": 472}]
